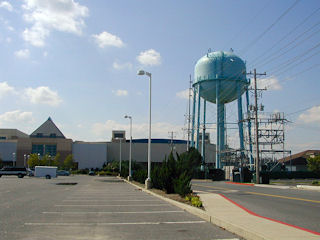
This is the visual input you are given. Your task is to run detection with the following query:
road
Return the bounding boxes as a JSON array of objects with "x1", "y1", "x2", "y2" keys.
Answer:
[
  {"x1": 192, "y1": 180, "x2": 320, "y2": 233},
  {"x1": 0, "y1": 175, "x2": 240, "y2": 240}
]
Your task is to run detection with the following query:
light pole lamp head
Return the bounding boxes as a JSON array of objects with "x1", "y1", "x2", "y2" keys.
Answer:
[
  {"x1": 124, "y1": 115, "x2": 132, "y2": 119},
  {"x1": 137, "y1": 70, "x2": 145, "y2": 75},
  {"x1": 137, "y1": 69, "x2": 151, "y2": 77}
]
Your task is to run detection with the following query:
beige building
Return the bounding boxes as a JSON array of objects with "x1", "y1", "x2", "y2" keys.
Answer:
[{"x1": 0, "y1": 117, "x2": 72, "y2": 167}]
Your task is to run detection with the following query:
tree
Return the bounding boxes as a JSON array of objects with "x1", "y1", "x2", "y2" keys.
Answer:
[
  {"x1": 0, "y1": 158, "x2": 3, "y2": 168},
  {"x1": 27, "y1": 154, "x2": 40, "y2": 168},
  {"x1": 307, "y1": 156, "x2": 320, "y2": 175},
  {"x1": 51, "y1": 153, "x2": 61, "y2": 168},
  {"x1": 64, "y1": 154, "x2": 74, "y2": 170}
]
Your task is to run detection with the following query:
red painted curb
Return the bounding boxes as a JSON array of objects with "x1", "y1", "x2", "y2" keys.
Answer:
[
  {"x1": 219, "y1": 193, "x2": 320, "y2": 236},
  {"x1": 226, "y1": 181, "x2": 254, "y2": 186}
]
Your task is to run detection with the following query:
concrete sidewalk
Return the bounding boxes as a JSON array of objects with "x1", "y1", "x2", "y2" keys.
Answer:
[{"x1": 198, "y1": 192, "x2": 320, "y2": 240}]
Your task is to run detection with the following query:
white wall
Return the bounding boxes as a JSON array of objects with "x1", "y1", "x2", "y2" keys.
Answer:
[
  {"x1": 106, "y1": 141, "x2": 216, "y2": 164},
  {"x1": 73, "y1": 142, "x2": 107, "y2": 169}
]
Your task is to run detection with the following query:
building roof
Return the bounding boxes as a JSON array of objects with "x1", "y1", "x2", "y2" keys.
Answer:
[
  {"x1": 0, "y1": 129, "x2": 29, "y2": 139},
  {"x1": 131, "y1": 138, "x2": 188, "y2": 144},
  {"x1": 30, "y1": 117, "x2": 65, "y2": 138},
  {"x1": 278, "y1": 150, "x2": 320, "y2": 163}
]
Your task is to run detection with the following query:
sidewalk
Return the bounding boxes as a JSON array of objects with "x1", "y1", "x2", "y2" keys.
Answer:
[{"x1": 198, "y1": 192, "x2": 320, "y2": 240}]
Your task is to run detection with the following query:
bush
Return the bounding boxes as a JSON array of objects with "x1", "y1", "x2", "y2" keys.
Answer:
[
  {"x1": 312, "y1": 180, "x2": 320, "y2": 186},
  {"x1": 174, "y1": 171, "x2": 192, "y2": 197},
  {"x1": 133, "y1": 169, "x2": 147, "y2": 184},
  {"x1": 71, "y1": 169, "x2": 89, "y2": 174},
  {"x1": 269, "y1": 171, "x2": 320, "y2": 179},
  {"x1": 98, "y1": 171, "x2": 118, "y2": 176},
  {"x1": 151, "y1": 164, "x2": 163, "y2": 189},
  {"x1": 211, "y1": 169, "x2": 225, "y2": 181}
]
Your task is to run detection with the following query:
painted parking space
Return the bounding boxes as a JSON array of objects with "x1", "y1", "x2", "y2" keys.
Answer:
[{"x1": 20, "y1": 176, "x2": 240, "y2": 240}]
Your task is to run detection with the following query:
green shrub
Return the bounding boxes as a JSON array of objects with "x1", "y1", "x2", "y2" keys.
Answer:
[
  {"x1": 174, "y1": 171, "x2": 192, "y2": 197},
  {"x1": 151, "y1": 164, "x2": 163, "y2": 189},
  {"x1": 312, "y1": 180, "x2": 320, "y2": 185},
  {"x1": 133, "y1": 169, "x2": 147, "y2": 184},
  {"x1": 71, "y1": 169, "x2": 89, "y2": 174},
  {"x1": 191, "y1": 196, "x2": 203, "y2": 208}
]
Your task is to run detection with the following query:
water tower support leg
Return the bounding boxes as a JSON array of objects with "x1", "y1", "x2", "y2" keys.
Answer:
[
  {"x1": 196, "y1": 84, "x2": 201, "y2": 150},
  {"x1": 201, "y1": 99, "x2": 206, "y2": 174},
  {"x1": 191, "y1": 85, "x2": 196, "y2": 148},
  {"x1": 216, "y1": 81, "x2": 224, "y2": 169}
]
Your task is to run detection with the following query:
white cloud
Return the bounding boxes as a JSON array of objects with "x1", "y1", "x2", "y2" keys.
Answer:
[
  {"x1": 0, "y1": 110, "x2": 34, "y2": 126},
  {"x1": 176, "y1": 89, "x2": 193, "y2": 100},
  {"x1": 92, "y1": 31, "x2": 124, "y2": 48},
  {"x1": 0, "y1": 1, "x2": 13, "y2": 11},
  {"x1": 22, "y1": 0, "x2": 88, "y2": 47},
  {"x1": 137, "y1": 49, "x2": 161, "y2": 66},
  {"x1": 0, "y1": 82, "x2": 16, "y2": 98},
  {"x1": 112, "y1": 89, "x2": 128, "y2": 96},
  {"x1": 14, "y1": 49, "x2": 30, "y2": 59},
  {"x1": 298, "y1": 106, "x2": 320, "y2": 124},
  {"x1": 7, "y1": 25, "x2": 14, "y2": 31},
  {"x1": 113, "y1": 60, "x2": 132, "y2": 70},
  {"x1": 92, "y1": 120, "x2": 184, "y2": 139},
  {"x1": 254, "y1": 76, "x2": 282, "y2": 91},
  {"x1": 24, "y1": 86, "x2": 62, "y2": 106}
]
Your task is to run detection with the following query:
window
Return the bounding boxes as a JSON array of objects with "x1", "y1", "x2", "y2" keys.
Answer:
[
  {"x1": 32, "y1": 144, "x2": 44, "y2": 155},
  {"x1": 50, "y1": 133, "x2": 56, "y2": 138},
  {"x1": 36, "y1": 133, "x2": 43, "y2": 138},
  {"x1": 45, "y1": 145, "x2": 57, "y2": 156},
  {"x1": 32, "y1": 144, "x2": 57, "y2": 156},
  {"x1": 114, "y1": 133, "x2": 124, "y2": 139}
]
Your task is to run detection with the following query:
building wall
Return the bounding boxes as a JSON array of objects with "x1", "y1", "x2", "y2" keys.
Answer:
[
  {"x1": 12, "y1": 138, "x2": 73, "y2": 167},
  {"x1": 73, "y1": 142, "x2": 107, "y2": 169},
  {"x1": 106, "y1": 142, "x2": 216, "y2": 164},
  {"x1": 0, "y1": 141, "x2": 17, "y2": 163}
]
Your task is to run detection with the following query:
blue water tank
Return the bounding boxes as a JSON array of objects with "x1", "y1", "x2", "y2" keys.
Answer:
[{"x1": 194, "y1": 51, "x2": 248, "y2": 103}]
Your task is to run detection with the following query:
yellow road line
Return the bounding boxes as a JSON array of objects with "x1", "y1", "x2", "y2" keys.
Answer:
[
  {"x1": 245, "y1": 191, "x2": 320, "y2": 204},
  {"x1": 192, "y1": 183, "x2": 232, "y2": 191},
  {"x1": 192, "y1": 184, "x2": 320, "y2": 204}
]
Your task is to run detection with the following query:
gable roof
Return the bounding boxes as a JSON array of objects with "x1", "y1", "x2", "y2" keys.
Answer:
[
  {"x1": 278, "y1": 150, "x2": 320, "y2": 163},
  {"x1": 30, "y1": 117, "x2": 65, "y2": 138}
]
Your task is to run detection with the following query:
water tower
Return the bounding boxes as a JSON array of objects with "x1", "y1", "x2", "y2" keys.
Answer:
[{"x1": 191, "y1": 50, "x2": 249, "y2": 169}]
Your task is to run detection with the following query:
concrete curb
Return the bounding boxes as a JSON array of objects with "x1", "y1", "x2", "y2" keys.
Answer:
[
  {"x1": 123, "y1": 179, "x2": 270, "y2": 240},
  {"x1": 296, "y1": 185, "x2": 320, "y2": 191}
]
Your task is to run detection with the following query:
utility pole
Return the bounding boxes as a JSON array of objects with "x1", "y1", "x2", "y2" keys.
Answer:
[
  {"x1": 168, "y1": 131, "x2": 176, "y2": 152},
  {"x1": 247, "y1": 69, "x2": 266, "y2": 184},
  {"x1": 187, "y1": 75, "x2": 192, "y2": 151}
]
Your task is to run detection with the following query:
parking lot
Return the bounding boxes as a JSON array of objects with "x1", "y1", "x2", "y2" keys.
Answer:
[{"x1": 0, "y1": 175, "x2": 239, "y2": 240}]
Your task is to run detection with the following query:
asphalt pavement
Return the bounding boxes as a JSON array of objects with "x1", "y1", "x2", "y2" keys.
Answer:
[
  {"x1": 0, "y1": 175, "x2": 240, "y2": 240},
  {"x1": 192, "y1": 180, "x2": 320, "y2": 233}
]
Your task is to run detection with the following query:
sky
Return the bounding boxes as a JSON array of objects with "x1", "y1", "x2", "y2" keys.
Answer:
[{"x1": 0, "y1": 0, "x2": 319, "y2": 154}]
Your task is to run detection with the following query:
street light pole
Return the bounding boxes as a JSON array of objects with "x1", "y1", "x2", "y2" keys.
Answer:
[
  {"x1": 125, "y1": 115, "x2": 132, "y2": 181},
  {"x1": 119, "y1": 138, "x2": 122, "y2": 175},
  {"x1": 137, "y1": 70, "x2": 152, "y2": 189}
]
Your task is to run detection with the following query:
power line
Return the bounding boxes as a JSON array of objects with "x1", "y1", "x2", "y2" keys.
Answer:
[
  {"x1": 248, "y1": 6, "x2": 320, "y2": 67},
  {"x1": 240, "y1": 0, "x2": 301, "y2": 55}
]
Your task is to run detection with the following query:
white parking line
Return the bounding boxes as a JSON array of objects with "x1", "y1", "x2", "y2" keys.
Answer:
[
  {"x1": 25, "y1": 220, "x2": 206, "y2": 226},
  {"x1": 42, "y1": 210, "x2": 184, "y2": 214},
  {"x1": 55, "y1": 204, "x2": 170, "y2": 207}
]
